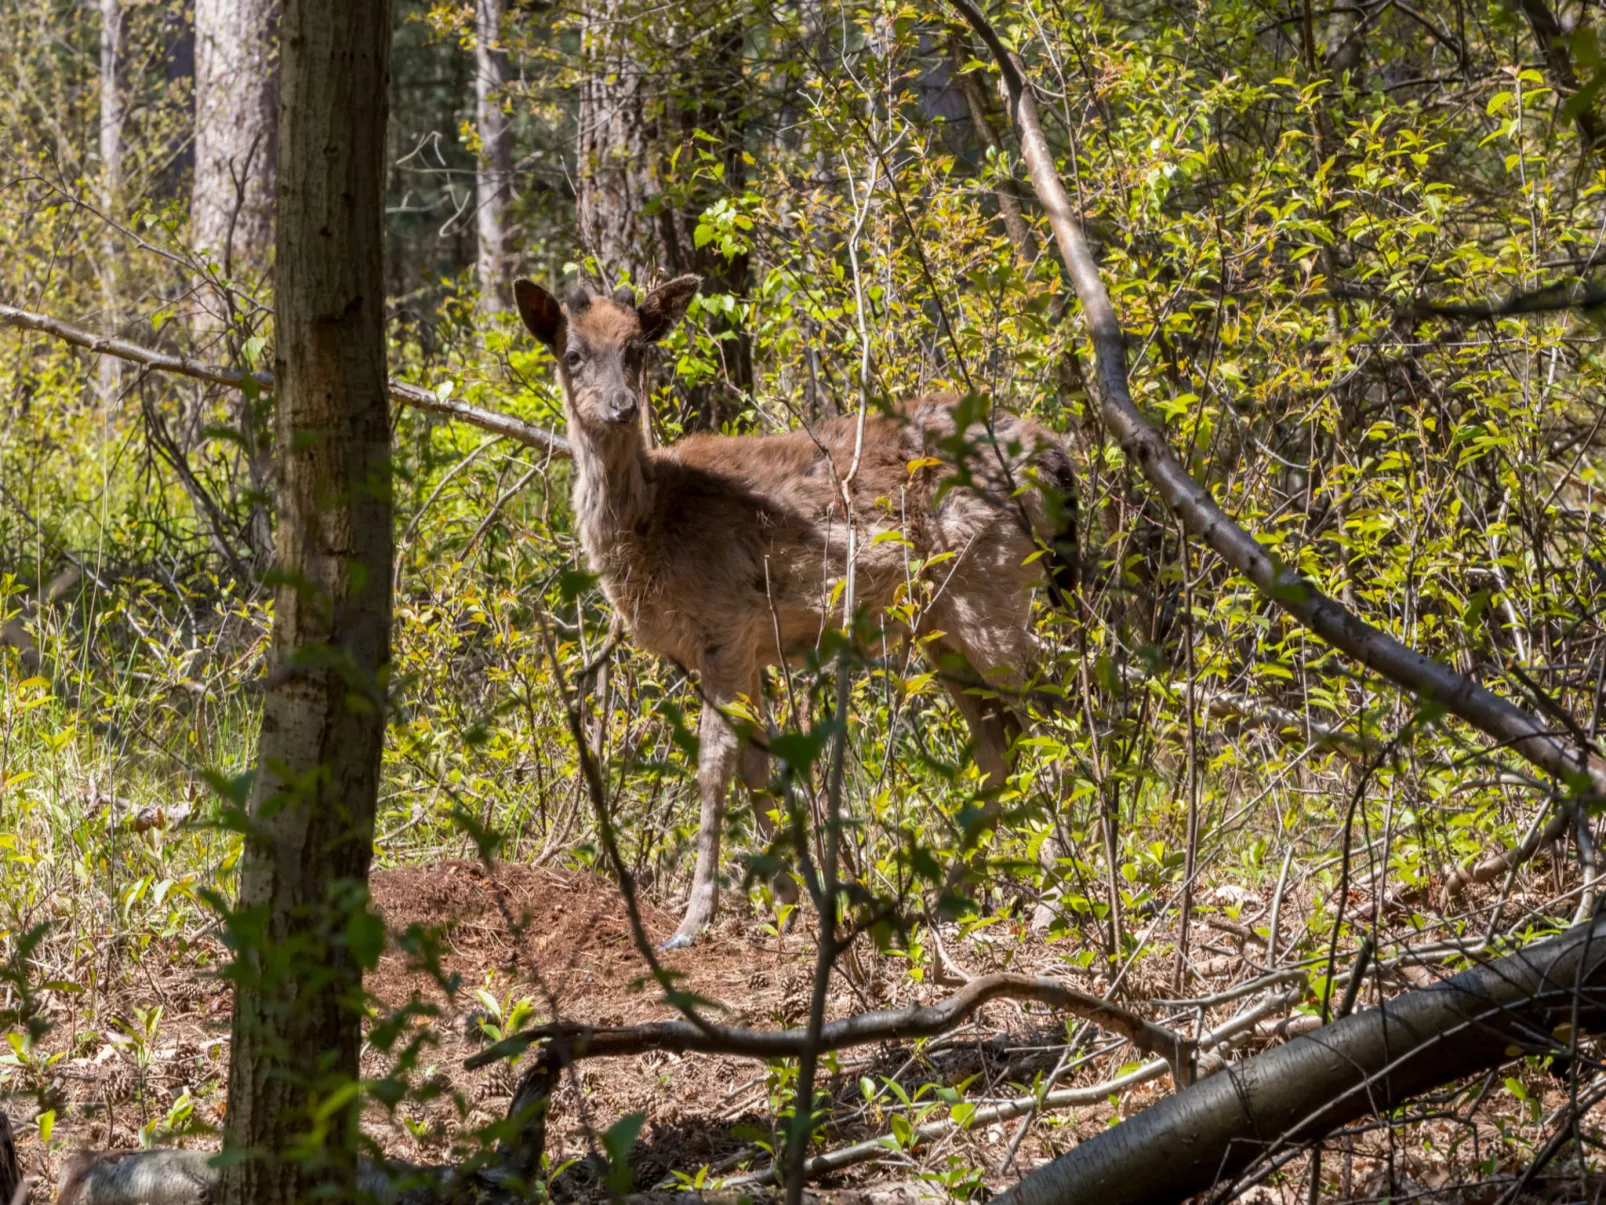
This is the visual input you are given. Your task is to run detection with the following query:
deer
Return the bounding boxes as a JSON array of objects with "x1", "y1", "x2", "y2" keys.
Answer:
[{"x1": 514, "y1": 273, "x2": 1079, "y2": 948}]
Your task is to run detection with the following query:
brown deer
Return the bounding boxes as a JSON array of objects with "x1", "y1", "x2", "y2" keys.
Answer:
[{"x1": 515, "y1": 274, "x2": 1078, "y2": 947}]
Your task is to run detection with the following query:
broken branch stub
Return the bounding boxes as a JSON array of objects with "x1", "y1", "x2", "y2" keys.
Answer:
[{"x1": 945, "y1": 0, "x2": 1606, "y2": 801}]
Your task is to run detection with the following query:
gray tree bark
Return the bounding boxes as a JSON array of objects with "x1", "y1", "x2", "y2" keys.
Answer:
[
  {"x1": 98, "y1": 0, "x2": 123, "y2": 210},
  {"x1": 575, "y1": 7, "x2": 750, "y2": 428},
  {"x1": 576, "y1": 0, "x2": 654, "y2": 284},
  {"x1": 218, "y1": 4, "x2": 392, "y2": 1205},
  {"x1": 474, "y1": 0, "x2": 512, "y2": 310},
  {"x1": 192, "y1": 0, "x2": 280, "y2": 275},
  {"x1": 96, "y1": 0, "x2": 124, "y2": 405}
]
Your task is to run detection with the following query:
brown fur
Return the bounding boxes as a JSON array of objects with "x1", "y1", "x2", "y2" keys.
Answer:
[{"x1": 515, "y1": 275, "x2": 1078, "y2": 945}]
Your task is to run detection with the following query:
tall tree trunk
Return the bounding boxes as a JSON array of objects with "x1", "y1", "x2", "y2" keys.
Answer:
[
  {"x1": 576, "y1": 0, "x2": 653, "y2": 284},
  {"x1": 192, "y1": 0, "x2": 280, "y2": 277},
  {"x1": 218, "y1": 4, "x2": 392, "y2": 1205},
  {"x1": 664, "y1": 17, "x2": 751, "y2": 430},
  {"x1": 948, "y1": 33, "x2": 1036, "y2": 260},
  {"x1": 575, "y1": 9, "x2": 750, "y2": 429},
  {"x1": 474, "y1": 0, "x2": 512, "y2": 310},
  {"x1": 97, "y1": 0, "x2": 124, "y2": 405}
]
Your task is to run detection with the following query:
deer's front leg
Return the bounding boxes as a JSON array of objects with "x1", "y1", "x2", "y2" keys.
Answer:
[{"x1": 665, "y1": 694, "x2": 742, "y2": 949}]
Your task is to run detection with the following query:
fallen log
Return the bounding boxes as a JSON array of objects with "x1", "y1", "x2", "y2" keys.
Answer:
[{"x1": 990, "y1": 916, "x2": 1606, "y2": 1205}]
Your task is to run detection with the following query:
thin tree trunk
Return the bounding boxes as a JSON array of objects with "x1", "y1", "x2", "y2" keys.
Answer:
[
  {"x1": 1511, "y1": 0, "x2": 1606, "y2": 152},
  {"x1": 575, "y1": 8, "x2": 749, "y2": 428},
  {"x1": 666, "y1": 17, "x2": 750, "y2": 430},
  {"x1": 0, "y1": 1110, "x2": 19, "y2": 1205},
  {"x1": 192, "y1": 0, "x2": 280, "y2": 276},
  {"x1": 97, "y1": 0, "x2": 124, "y2": 405},
  {"x1": 474, "y1": 0, "x2": 512, "y2": 310},
  {"x1": 948, "y1": 34, "x2": 1036, "y2": 260},
  {"x1": 218, "y1": 4, "x2": 392, "y2": 1205}
]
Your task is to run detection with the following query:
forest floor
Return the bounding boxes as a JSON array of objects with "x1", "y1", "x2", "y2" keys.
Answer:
[{"x1": 4, "y1": 858, "x2": 1602, "y2": 1203}]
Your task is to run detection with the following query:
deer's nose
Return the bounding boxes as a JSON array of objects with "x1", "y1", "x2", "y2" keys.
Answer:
[{"x1": 608, "y1": 390, "x2": 639, "y2": 423}]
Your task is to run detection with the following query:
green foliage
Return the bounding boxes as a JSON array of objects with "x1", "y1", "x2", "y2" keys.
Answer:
[{"x1": 0, "y1": 0, "x2": 1602, "y2": 1194}]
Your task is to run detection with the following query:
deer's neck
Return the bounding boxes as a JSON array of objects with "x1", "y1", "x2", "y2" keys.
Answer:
[{"x1": 569, "y1": 420, "x2": 654, "y2": 576}]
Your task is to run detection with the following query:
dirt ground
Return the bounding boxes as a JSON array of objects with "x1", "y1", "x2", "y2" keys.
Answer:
[{"x1": 4, "y1": 860, "x2": 1602, "y2": 1203}]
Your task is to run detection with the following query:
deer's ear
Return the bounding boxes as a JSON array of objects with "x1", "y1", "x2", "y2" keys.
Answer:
[
  {"x1": 514, "y1": 279, "x2": 565, "y2": 349},
  {"x1": 638, "y1": 275, "x2": 701, "y2": 342}
]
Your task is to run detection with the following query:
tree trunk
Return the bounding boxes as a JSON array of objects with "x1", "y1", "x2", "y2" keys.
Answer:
[
  {"x1": 96, "y1": 0, "x2": 124, "y2": 405},
  {"x1": 575, "y1": 10, "x2": 750, "y2": 429},
  {"x1": 474, "y1": 0, "x2": 512, "y2": 310},
  {"x1": 192, "y1": 0, "x2": 280, "y2": 275},
  {"x1": 576, "y1": 0, "x2": 654, "y2": 284},
  {"x1": 1512, "y1": 0, "x2": 1606, "y2": 153},
  {"x1": 663, "y1": 17, "x2": 750, "y2": 430},
  {"x1": 98, "y1": 0, "x2": 123, "y2": 213},
  {"x1": 0, "y1": 1110, "x2": 20, "y2": 1205},
  {"x1": 218, "y1": 4, "x2": 392, "y2": 1205},
  {"x1": 949, "y1": 37, "x2": 1037, "y2": 261}
]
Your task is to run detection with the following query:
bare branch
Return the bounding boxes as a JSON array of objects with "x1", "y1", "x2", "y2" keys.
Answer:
[
  {"x1": 468, "y1": 971, "x2": 1190, "y2": 1074},
  {"x1": 0, "y1": 301, "x2": 570, "y2": 458}
]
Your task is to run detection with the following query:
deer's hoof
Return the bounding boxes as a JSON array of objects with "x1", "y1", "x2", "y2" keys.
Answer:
[{"x1": 661, "y1": 932, "x2": 697, "y2": 951}]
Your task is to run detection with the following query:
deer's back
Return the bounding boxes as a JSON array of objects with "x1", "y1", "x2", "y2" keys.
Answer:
[{"x1": 618, "y1": 394, "x2": 1062, "y2": 675}]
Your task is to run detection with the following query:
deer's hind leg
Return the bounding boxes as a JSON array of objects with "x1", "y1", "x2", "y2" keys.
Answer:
[
  {"x1": 929, "y1": 585, "x2": 1036, "y2": 791},
  {"x1": 939, "y1": 669, "x2": 1022, "y2": 790}
]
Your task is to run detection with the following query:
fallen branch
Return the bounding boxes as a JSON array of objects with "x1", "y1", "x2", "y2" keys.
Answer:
[
  {"x1": 722, "y1": 987, "x2": 1304, "y2": 1189},
  {"x1": 723, "y1": 1058, "x2": 1164, "y2": 1189},
  {"x1": 468, "y1": 972, "x2": 1190, "y2": 1078},
  {"x1": 626, "y1": 1187, "x2": 950, "y2": 1205},
  {"x1": 990, "y1": 916, "x2": 1606, "y2": 1205},
  {"x1": 946, "y1": 0, "x2": 1606, "y2": 803},
  {"x1": 0, "y1": 302, "x2": 570, "y2": 458},
  {"x1": 1445, "y1": 804, "x2": 1572, "y2": 897}
]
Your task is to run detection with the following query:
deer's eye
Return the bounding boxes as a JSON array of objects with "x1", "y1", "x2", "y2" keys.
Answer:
[{"x1": 563, "y1": 350, "x2": 584, "y2": 371}]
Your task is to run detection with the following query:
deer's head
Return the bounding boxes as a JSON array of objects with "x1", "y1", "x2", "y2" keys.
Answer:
[{"x1": 514, "y1": 275, "x2": 700, "y2": 436}]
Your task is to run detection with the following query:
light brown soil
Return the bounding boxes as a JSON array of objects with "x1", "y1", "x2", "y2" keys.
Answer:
[{"x1": 6, "y1": 860, "x2": 1599, "y2": 1203}]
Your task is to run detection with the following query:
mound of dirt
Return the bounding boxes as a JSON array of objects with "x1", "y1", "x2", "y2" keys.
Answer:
[{"x1": 367, "y1": 860, "x2": 795, "y2": 1029}]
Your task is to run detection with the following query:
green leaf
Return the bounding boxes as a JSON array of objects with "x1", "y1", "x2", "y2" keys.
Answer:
[
  {"x1": 602, "y1": 1111, "x2": 647, "y2": 1194},
  {"x1": 345, "y1": 906, "x2": 386, "y2": 971},
  {"x1": 889, "y1": 1113, "x2": 913, "y2": 1147}
]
